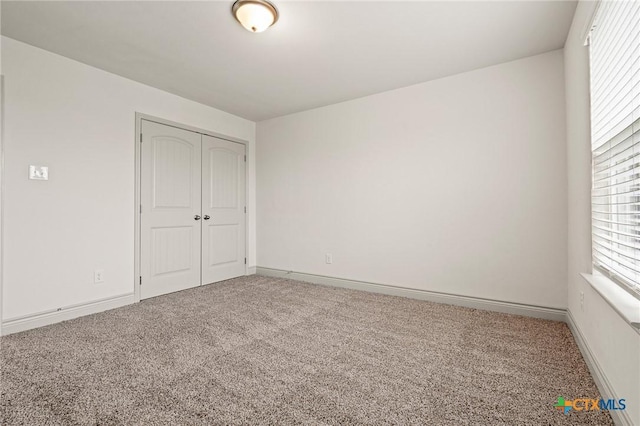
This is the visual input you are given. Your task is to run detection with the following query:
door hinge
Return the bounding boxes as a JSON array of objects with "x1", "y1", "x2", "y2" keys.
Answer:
[
  {"x1": 140, "y1": 204, "x2": 142, "y2": 214},
  {"x1": 244, "y1": 258, "x2": 247, "y2": 264},
  {"x1": 244, "y1": 155, "x2": 246, "y2": 162},
  {"x1": 139, "y1": 276, "x2": 142, "y2": 285},
  {"x1": 140, "y1": 133, "x2": 143, "y2": 143},
  {"x1": 244, "y1": 206, "x2": 246, "y2": 214}
]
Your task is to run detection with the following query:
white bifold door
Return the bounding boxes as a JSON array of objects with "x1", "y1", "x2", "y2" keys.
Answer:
[{"x1": 140, "y1": 120, "x2": 246, "y2": 300}]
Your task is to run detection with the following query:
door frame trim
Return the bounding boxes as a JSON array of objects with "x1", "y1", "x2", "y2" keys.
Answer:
[{"x1": 133, "y1": 112, "x2": 250, "y2": 303}]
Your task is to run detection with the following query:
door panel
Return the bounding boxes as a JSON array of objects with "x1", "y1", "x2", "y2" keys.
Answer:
[
  {"x1": 202, "y1": 135, "x2": 246, "y2": 284},
  {"x1": 208, "y1": 224, "x2": 238, "y2": 266},
  {"x1": 152, "y1": 139, "x2": 194, "y2": 208},
  {"x1": 141, "y1": 121, "x2": 201, "y2": 299},
  {"x1": 209, "y1": 149, "x2": 238, "y2": 209},
  {"x1": 151, "y1": 227, "x2": 194, "y2": 275}
]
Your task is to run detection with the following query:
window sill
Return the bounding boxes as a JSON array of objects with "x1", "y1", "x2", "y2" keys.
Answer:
[{"x1": 580, "y1": 273, "x2": 640, "y2": 331}]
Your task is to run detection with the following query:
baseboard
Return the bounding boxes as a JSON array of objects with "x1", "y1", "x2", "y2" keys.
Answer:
[
  {"x1": 1, "y1": 293, "x2": 136, "y2": 336},
  {"x1": 256, "y1": 267, "x2": 566, "y2": 322},
  {"x1": 247, "y1": 266, "x2": 257, "y2": 275},
  {"x1": 566, "y1": 309, "x2": 633, "y2": 426}
]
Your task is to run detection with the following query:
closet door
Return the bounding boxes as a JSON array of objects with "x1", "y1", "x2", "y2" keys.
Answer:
[
  {"x1": 140, "y1": 121, "x2": 202, "y2": 299},
  {"x1": 201, "y1": 135, "x2": 246, "y2": 284}
]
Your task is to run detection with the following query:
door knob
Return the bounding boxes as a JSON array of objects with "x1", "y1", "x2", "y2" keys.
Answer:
[
  {"x1": 203, "y1": 215, "x2": 211, "y2": 220},
  {"x1": 194, "y1": 215, "x2": 201, "y2": 220}
]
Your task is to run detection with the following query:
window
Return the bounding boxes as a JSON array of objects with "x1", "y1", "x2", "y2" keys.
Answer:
[{"x1": 589, "y1": 0, "x2": 640, "y2": 297}]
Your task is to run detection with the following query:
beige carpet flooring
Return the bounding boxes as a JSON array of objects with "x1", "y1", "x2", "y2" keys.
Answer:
[{"x1": 1, "y1": 275, "x2": 612, "y2": 425}]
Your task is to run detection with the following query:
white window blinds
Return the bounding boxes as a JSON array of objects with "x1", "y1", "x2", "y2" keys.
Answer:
[{"x1": 590, "y1": 0, "x2": 640, "y2": 296}]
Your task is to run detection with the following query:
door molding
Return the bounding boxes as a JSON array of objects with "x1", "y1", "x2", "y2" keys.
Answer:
[
  {"x1": 134, "y1": 113, "x2": 249, "y2": 303},
  {"x1": 0, "y1": 76, "x2": 5, "y2": 334}
]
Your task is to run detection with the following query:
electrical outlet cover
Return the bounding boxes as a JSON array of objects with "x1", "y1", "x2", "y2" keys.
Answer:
[{"x1": 29, "y1": 165, "x2": 49, "y2": 180}]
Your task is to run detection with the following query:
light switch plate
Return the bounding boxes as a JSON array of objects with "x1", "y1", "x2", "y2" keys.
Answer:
[{"x1": 29, "y1": 165, "x2": 49, "y2": 180}]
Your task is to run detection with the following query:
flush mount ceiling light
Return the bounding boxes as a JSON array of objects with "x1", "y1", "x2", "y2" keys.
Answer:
[{"x1": 232, "y1": 0, "x2": 279, "y2": 33}]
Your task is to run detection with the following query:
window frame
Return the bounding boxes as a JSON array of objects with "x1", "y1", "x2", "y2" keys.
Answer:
[{"x1": 588, "y1": 0, "x2": 640, "y2": 300}]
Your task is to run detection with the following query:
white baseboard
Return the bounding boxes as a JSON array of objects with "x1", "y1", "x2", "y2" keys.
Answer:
[
  {"x1": 247, "y1": 266, "x2": 257, "y2": 275},
  {"x1": 256, "y1": 267, "x2": 566, "y2": 322},
  {"x1": 1, "y1": 293, "x2": 135, "y2": 336},
  {"x1": 566, "y1": 309, "x2": 633, "y2": 426}
]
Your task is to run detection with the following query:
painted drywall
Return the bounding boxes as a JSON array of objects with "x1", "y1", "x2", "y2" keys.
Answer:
[
  {"x1": 1, "y1": 37, "x2": 256, "y2": 321},
  {"x1": 564, "y1": 2, "x2": 640, "y2": 424},
  {"x1": 257, "y1": 50, "x2": 567, "y2": 309}
]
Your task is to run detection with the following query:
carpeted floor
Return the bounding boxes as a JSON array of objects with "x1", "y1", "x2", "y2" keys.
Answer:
[{"x1": 1, "y1": 275, "x2": 612, "y2": 425}]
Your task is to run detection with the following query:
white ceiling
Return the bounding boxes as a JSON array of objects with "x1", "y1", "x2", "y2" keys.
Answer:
[{"x1": 1, "y1": 1, "x2": 577, "y2": 121}]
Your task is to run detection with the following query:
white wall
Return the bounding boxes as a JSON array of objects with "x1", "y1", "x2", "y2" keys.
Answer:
[
  {"x1": 1, "y1": 37, "x2": 256, "y2": 321},
  {"x1": 257, "y1": 50, "x2": 567, "y2": 309},
  {"x1": 564, "y1": 3, "x2": 640, "y2": 424}
]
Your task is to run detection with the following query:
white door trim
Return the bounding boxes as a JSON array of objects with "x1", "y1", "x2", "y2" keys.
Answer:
[
  {"x1": 134, "y1": 113, "x2": 249, "y2": 303},
  {"x1": 0, "y1": 75, "x2": 5, "y2": 334}
]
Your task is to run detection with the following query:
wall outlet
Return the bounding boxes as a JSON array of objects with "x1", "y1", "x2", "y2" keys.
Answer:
[
  {"x1": 29, "y1": 165, "x2": 49, "y2": 180},
  {"x1": 580, "y1": 291, "x2": 584, "y2": 311},
  {"x1": 325, "y1": 253, "x2": 333, "y2": 264},
  {"x1": 94, "y1": 269, "x2": 105, "y2": 284}
]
